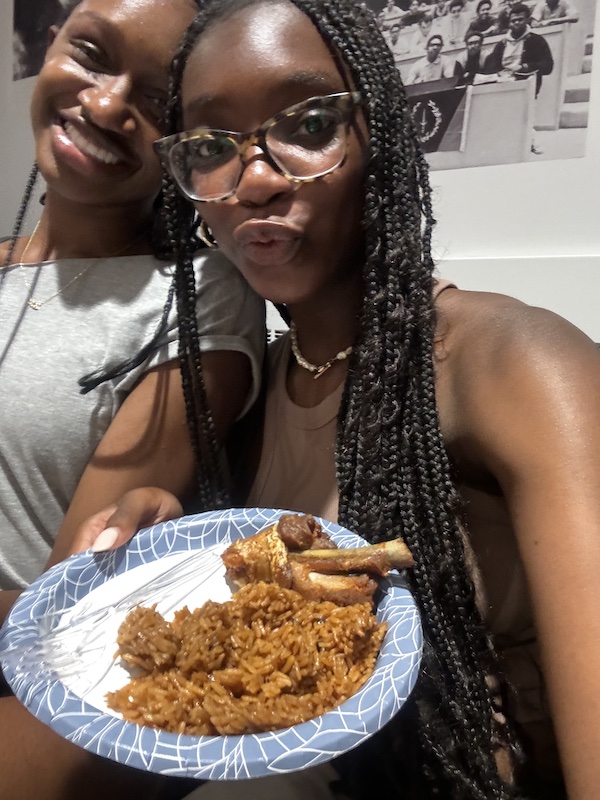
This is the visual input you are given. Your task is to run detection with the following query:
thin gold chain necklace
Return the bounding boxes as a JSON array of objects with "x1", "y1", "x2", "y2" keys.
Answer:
[
  {"x1": 289, "y1": 322, "x2": 353, "y2": 380},
  {"x1": 15, "y1": 221, "x2": 148, "y2": 311}
]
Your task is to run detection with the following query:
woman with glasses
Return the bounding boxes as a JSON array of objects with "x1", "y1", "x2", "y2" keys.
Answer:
[
  {"x1": 0, "y1": 0, "x2": 265, "y2": 626},
  {"x1": 84, "y1": 0, "x2": 600, "y2": 798}
]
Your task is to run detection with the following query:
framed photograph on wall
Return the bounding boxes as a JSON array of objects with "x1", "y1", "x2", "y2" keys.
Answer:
[
  {"x1": 13, "y1": 0, "x2": 80, "y2": 80},
  {"x1": 365, "y1": 0, "x2": 596, "y2": 169}
]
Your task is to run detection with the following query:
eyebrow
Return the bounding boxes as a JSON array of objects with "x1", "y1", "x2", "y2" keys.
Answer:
[
  {"x1": 184, "y1": 71, "x2": 344, "y2": 116},
  {"x1": 67, "y1": 10, "x2": 112, "y2": 31}
]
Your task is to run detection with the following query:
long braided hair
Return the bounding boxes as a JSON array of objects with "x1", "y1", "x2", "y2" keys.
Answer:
[{"x1": 161, "y1": 0, "x2": 526, "y2": 796}]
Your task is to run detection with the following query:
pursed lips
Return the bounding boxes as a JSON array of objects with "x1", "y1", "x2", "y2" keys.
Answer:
[
  {"x1": 234, "y1": 219, "x2": 302, "y2": 246},
  {"x1": 233, "y1": 219, "x2": 303, "y2": 266}
]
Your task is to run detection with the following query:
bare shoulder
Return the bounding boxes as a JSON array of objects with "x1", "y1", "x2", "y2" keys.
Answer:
[
  {"x1": 0, "y1": 235, "x2": 23, "y2": 266},
  {"x1": 434, "y1": 286, "x2": 600, "y2": 449},
  {"x1": 0, "y1": 237, "x2": 12, "y2": 263},
  {"x1": 436, "y1": 285, "x2": 599, "y2": 378}
]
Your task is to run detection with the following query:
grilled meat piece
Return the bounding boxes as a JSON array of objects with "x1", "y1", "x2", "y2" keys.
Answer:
[
  {"x1": 277, "y1": 513, "x2": 336, "y2": 550},
  {"x1": 289, "y1": 563, "x2": 378, "y2": 606},
  {"x1": 221, "y1": 525, "x2": 292, "y2": 588},
  {"x1": 221, "y1": 514, "x2": 414, "y2": 606}
]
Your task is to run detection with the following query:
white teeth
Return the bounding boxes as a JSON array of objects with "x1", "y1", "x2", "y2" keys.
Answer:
[{"x1": 63, "y1": 122, "x2": 122, "y2": 165}]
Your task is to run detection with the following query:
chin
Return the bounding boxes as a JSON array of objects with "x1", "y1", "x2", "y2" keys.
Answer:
[
  {"x1": 234, "y1": 260, "x2": 314, "y2": 308},
  {"x1": 238, "y1": 269, "x2": 294, "y2": 305}
]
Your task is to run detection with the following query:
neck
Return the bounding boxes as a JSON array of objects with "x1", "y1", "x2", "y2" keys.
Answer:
[
  {"x1": 286, "y1": 315, "x2": 354, "y2": 407},
  {"x1": 286, "y1": 273, "x2": 362, "y2": 365},
  {"x1": 31, "y1": 191, "x2": 156, "y2": 261},
  {"x1": 510, "y1": 26, "x2": 528, "y2": 40}
]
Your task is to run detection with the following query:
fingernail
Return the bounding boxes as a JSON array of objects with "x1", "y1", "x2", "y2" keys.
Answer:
[{"x1": 92, "y1": 527, "x2": 119, "y2": 552}]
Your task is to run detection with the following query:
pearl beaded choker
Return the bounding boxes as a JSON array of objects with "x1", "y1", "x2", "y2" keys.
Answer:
[{"x1": 289, "y1": 323, "x2": 353, "y2": 380}]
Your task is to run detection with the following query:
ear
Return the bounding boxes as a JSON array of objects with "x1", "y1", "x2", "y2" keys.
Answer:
[
  {"x1": 42, "y1": 24, "x2": 60, "y2": 63},
  {"x1": 47, "y1": 25, "x2": 59, "y2": 49}
]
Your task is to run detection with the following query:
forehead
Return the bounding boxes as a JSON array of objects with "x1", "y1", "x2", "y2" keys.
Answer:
[
  {"x1": 182, "y1": 2, "x2": 347, "y2": 125},
  {"x1": 69, "y1": 0, "x2": 194, "y2": 25}
]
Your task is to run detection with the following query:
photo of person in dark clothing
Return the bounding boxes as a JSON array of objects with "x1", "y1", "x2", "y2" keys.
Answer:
[
  {"x1": 466, "y1": 0, "x2": 497, "y2": 36},
  {"x1": 454, "y1": 31, "x2": 488, "y2": 84},
  {"x1": 484, "y1": 2, "x2": 554, "y2": 96}
]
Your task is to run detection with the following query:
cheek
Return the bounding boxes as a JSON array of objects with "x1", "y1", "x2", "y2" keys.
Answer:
[
  {"x1": 31, "y1": 61, "x2": 84, "y2": 125},
  {"x1": 196, "y1": 203, "x2": 228, "y2": 238},
  {"x1": 196, "y1": 203, "x2": 241, "y2": 265},
  {"x1": 309, "y1": 166, "x2": 365, "y2": 258},
  {"x1": 30, "y1": 70, "x2": 53, "y2": 123},
  {"x1": 143, "y1": 156, "x2": 164, "y2": 192}
]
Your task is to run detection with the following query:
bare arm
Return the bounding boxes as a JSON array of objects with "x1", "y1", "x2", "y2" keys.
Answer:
[
  {"x1": 449, "y1": 299, "x2": 600, "y2": 799},
  {"x1": 0, "y1": 591, "x2": 22, "y2": 624},
  {"x1": 48, "y1": 348, "x2": 251, "y2": 567},
  {"x1": 0, "y1": 696, "x2": 192, "y2": 800}
]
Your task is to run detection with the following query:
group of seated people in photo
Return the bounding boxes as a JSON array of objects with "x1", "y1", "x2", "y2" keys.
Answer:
[
  {"x1": 382, "y1": 0, "x2": 559, "y2": 87},
  {"x1": 378, "y1": 0, "x2": 575, "y2": 84},
  {"x1": 377, "y1": 0, "x2": 578, "y2": 49}
]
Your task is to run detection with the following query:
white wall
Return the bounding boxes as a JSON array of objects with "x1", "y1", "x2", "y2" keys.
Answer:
[
  {"x1": 2, "y1": 0, "x2": 599, "y2": 338},
  {"x1": 432, "y1": 0, "x2": 600, "y2": 340}
]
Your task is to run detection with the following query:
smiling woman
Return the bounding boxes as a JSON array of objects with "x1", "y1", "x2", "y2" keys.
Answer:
[
  {"x1": 0, "y1": 0, "x2": 265, "y2": 798},
  {"x1": 0, "y1": 0, "x2": 264, "y2": 678},
  {"x1": 30, "y1": 0, "x2": 190, "y2": 204}
]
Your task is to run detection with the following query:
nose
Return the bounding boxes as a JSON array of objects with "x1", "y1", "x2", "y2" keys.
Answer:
[
  {"x1": 78, "y1": 74, "x2": 137, "y2": 135},
  {"x1": 234, "y1": 145, "x2": 296, "y2": 207}
]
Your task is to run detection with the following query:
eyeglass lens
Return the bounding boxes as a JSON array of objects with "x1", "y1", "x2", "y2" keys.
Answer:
[{"x1": 169, "y1": 100, "x2": 352, "y2": 201}]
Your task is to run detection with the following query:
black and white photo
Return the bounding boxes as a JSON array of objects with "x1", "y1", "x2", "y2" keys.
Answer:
[{"x1": 364, "y1": 0, "x2": 596, "y2": 168}]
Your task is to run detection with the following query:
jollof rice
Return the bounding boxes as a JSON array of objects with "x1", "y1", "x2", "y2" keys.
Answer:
[{"x1": 106, "y1": 581, "x2": 386, "y2": 735}]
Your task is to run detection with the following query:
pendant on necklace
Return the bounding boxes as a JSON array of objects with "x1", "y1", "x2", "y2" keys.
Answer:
[{"x1": 27, "y1": 299, "x2": 42, "y2": 310}]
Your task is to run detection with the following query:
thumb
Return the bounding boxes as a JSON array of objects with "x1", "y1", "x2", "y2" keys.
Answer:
[
  {"x1": 68, "y1": 504, "x2": 119, "y2": 555},
  {"x1": 90, "y1": 487, "x2": 183, "y2": 553}
]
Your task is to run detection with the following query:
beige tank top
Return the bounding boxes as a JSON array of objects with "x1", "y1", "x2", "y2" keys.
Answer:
[{"x1": 246, "y1": 332, "x2": 342, "y2": 523}]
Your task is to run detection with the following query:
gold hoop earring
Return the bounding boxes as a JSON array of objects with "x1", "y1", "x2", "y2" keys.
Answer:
[{"x1": 198, "y1": 219, "x2": 218, "y2": 249}]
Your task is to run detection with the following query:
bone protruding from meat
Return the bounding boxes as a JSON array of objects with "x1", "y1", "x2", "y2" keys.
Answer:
[{"x1": 288, "y1": 538, "x2": 415, "y2": 575}]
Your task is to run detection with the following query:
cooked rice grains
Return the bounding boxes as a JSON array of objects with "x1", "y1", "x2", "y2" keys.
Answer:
[{"x1": 106, "y1": 581, "x2": 387, "y2": 736}]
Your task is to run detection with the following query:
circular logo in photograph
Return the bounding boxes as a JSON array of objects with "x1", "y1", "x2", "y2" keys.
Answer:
[{"x1": 413, "y1": 99, "x2": 443, "y2": 143}]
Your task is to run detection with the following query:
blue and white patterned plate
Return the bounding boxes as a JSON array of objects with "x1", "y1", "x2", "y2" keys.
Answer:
[{"x1": 0, "y1": 508, "x2": 422, "y2": 780}]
